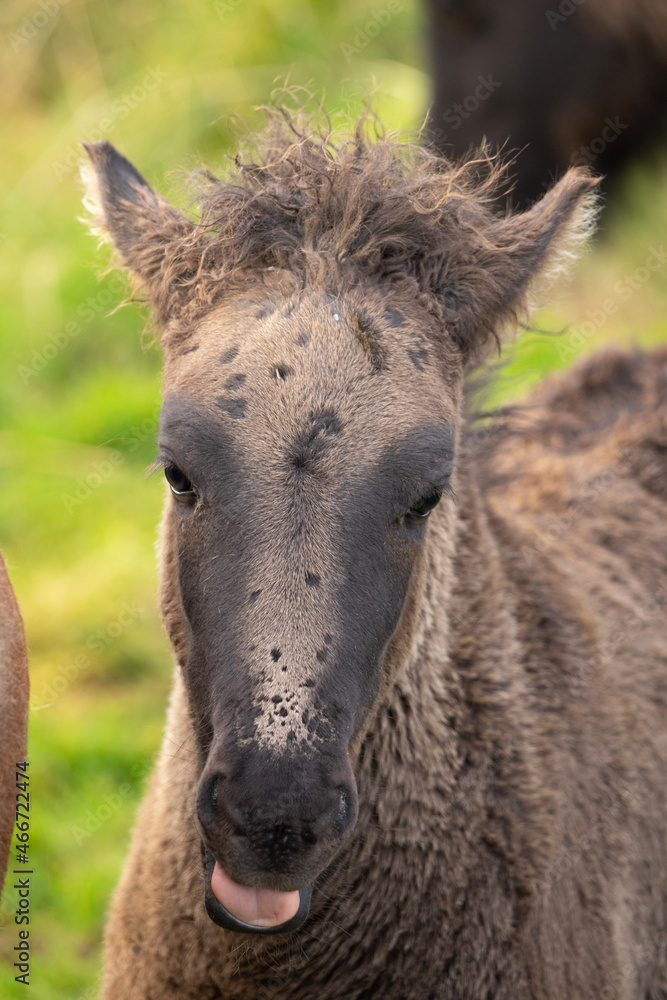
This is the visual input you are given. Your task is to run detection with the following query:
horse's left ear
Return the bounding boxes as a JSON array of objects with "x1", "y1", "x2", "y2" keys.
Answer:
[
  {"x1": 81, "y1": 142, "x2": 196, "y2": 323},
  {"x1": 440, "y1": 168, "x2": 600, "y2": 365}
]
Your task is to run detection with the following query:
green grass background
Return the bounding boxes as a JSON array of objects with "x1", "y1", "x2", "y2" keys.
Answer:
[{"x1": 0, "y1": 1, "x2": 666, "y2": 996}]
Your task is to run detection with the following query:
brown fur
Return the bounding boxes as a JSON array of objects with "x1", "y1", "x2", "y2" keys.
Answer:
[
  {"x1": 0, "y1": 553, "x2": 29, "y2": 896},
  {"x1": 82, "y1": 115, "x2": 666, "y2": 999}
]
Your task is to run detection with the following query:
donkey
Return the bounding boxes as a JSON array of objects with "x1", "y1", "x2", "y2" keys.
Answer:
[
  {"x1": 83, "y1": 116, "x2": 667, "y2": 999},
  {"x1": 0, "y1": 553, "x2": 29, "y2": 896}
]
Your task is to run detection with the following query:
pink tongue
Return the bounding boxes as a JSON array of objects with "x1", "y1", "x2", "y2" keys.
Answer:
[{"x1": 210, "y1": 862, "x2": 300, "y2": 928}]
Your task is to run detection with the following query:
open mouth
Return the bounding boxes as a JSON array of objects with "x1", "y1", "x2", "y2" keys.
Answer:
[{"x1": 203, "y1": 850, "x2": 313, "y2": 935}]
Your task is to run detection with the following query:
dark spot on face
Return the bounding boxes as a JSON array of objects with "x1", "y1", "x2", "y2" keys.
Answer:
[
  {"x1": 271, "y1": 695, "x2": 283, "y2": 704},
  {"x1": 281, "y1": 664, "x2": 287, "y2": 672},
  {"x1": 407, "y1": 347, "x2": 429, "y2": 372},
  {"x1": 316, "y1": 648, "x2": 328, "y2": 664},
  {"x1": 271, "y1": 648, "x2": 282, "y2": 662},
  {"x1": 289, "y1": 412, "x2": 341, "y2": 472},
  {"x1": 182, "y1": 343, "x2": 200, "y2": 355},
  {"x1": 297, "y1": 333, "x2": 310, "y2": 348},
  {"x1": 218, "y1": 397, "x2": 247, "y2": 419},
  {"x1": 313, "y1": 413, "x2": 340, "y2": 437},
  {"x1": 283, "y1": 303, "x2": 295, "y2": 318},
  {"x1": 305, "y1": 572, "x2": 321, "y2": 588},
  {"x1": 303, "y1": 678, "x2": 315, "y2": 688},
  {"x1": 287, "y1": 730, "x2": 297, "y2": 743},
  {"x1": 220, "y1": 346, "x2": 239, "y2": 364},
  {"x1": 255, "y1": 304, "x2": 275, "y2": 321},
  {"x1": 224, "y1": 373, "x2": 247, "y2": 391},
  {"x1": 249, "y1": 590, "x2": 262, "y2": 603},
  {"x1": 278, "y1": 707, "x2": 288, "y2": 718},
  {"x1": 267, "y1": 714, "x2": 274, "y2": 726},
  {"x1": 384, "y1": 309, "x2": 405, "y2": 328},
  {"x1": 301, "y1": 710, "x2": 310, "y2": 725},
  {"x1": 274, "y1": 364, "x2": 292, "y2": 380},
  {"x1": 353, "y1": 314, "x2": 385, "y2": 373},
  {"x1": 324, "y1": 633, "x2": 332, "y2": 645}
]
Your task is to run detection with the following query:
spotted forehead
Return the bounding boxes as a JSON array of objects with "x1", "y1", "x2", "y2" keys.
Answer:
[
  {"x1": 169, "y1": 288, "x2": 436, "y2": 367},
  {"x1": 164, "y1": 291, "x2": 452, "y2": 436}
]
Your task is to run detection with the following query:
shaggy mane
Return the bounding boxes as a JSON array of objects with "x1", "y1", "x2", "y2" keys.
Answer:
[
  {"x1": 83, "y1": 104, "x2": 598, "y2": 360},
  {"x1": 181, "y1": 108, "x2": 507, "y2": 299}
]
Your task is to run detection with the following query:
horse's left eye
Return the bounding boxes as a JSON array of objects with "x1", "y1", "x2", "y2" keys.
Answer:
[
  {"x1": 403, "y1": 491, "x2": 442, "y2": 522},
  {"x1": 165, "y1": 464, "x2": 195, "y2": 498}
]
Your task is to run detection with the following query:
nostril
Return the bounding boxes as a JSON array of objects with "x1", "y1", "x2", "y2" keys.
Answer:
[{"x1": 198, "y1": 771, "x2": 227, "y2": 828}]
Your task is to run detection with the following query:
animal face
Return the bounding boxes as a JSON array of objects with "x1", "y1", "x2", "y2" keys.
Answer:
[
  {"x1": 158, "y1": 284, "x2": 460, "y2": 890},
  {"x1": 82, "y1": 114, "x2": 596, "y2": 926}
]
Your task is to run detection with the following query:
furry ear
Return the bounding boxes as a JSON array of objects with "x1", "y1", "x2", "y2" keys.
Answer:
[
  {"x1": 81, "y1": 142, "x2": 196, "y2": 323},
  {"x1": 438, "y1": 168, "x2": 600, "y2": 365}
]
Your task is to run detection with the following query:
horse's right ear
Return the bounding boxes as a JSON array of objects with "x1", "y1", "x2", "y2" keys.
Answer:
[{"x1": 81, "y1": 142, "x2": 195, "y2": 322}]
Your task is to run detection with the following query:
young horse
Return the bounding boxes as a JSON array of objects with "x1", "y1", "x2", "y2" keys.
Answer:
[
  {"x1": 0, "y1": 553, "x2": 29, "y2": 896},
  {"x1": 83, "y1": 117, "x2": 667, "y2": 999}
]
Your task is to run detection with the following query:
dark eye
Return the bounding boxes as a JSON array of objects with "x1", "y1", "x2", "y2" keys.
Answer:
[
  {"x1": 165, "y1": 464, "x2": 195, "y2": 499},
  {"x1": 403, "y1": 490, "x2": 442, "y2": 522}
]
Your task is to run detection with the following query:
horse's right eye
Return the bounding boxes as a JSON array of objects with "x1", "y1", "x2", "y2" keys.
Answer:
[
  {"x1": 400, "y1": 490, "x2": 442, "y2": 525},
  {"x1": 165, "y1": 464, "x2": 195, "y2": 499}
]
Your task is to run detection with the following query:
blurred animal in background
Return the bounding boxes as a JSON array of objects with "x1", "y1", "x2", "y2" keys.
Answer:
[
  {"x1": 0, "y1": 554, "x2": 29, "y2": 896},
  {"x1": 426, "y1": 0, "x2": 667, "y2": 207},
  {"x1": 81, "y1": 111, "x2": 667, "y2": 999}
]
